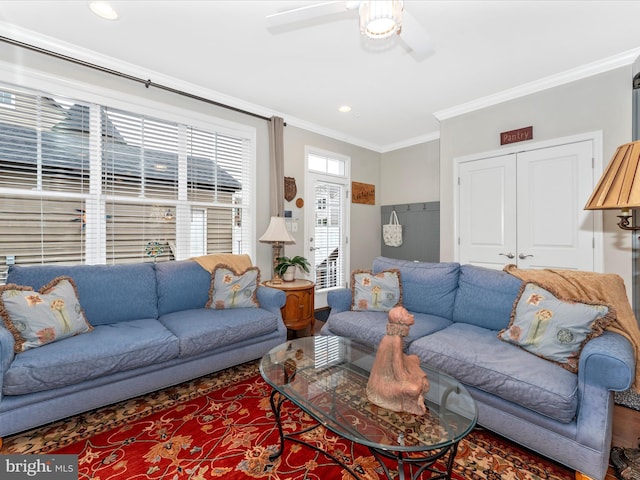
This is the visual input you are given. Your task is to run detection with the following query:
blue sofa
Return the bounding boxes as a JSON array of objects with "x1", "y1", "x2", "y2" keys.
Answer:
[
  {"x1": 0, "y1": 259, "x2": 287, "y2": 441},
  {"x1": 321, "y1": 256, "x2": 636, "y2": 480}
]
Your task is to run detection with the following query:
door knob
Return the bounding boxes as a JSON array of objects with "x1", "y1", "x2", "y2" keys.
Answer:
[
  {"x1": 309, "y1": 246, "x2": 319, "y2": 251},
  {"x1": 498, "y1": 252, "x2": 515, "y2": 259},
  {"x1": 519, "y1": 253, "x2": 534, "y2": 259}
]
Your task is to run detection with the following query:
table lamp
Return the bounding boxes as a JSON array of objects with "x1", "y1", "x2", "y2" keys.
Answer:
[{"x1": 259, "y1": 216, "x2": 295, "y2": 284}]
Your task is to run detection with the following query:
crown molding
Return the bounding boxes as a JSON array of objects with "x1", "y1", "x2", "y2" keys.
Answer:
[
  {"x1": 283, "y1": 115, "x2": 384, "y2": 152},
  {"x1": 379, "y1": 131, "x2": 440, "y2": 153},
  {"x1": 434, "y1": 47, "x2": 640, "y2": 121}
]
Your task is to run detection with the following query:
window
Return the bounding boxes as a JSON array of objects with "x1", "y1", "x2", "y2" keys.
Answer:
[
  {"x1": 309, "y1": 152, "x2": 345, "y2": 176},
  {"x1": 0, "y1": 83, "x2": 254, "y2": 281},
  {"x1": 0, "y1": 91, "x2": 15, "y2": 108},
  {"x1": 190, "y1": 208, "x2": 207, "y2": 257}
]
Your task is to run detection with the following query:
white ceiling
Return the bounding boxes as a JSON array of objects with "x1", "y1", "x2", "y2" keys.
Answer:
[{"x1": 2, "y1": 1, "x2": 640, "y2": 152}]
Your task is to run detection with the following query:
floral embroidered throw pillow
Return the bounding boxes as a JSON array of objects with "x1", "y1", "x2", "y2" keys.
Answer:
[
  {"x1": 0, "y1": 276, "x2": 93, "y2": 353},
  {"x1": 206, "y1": 264, "x2": 260, "y2": 309},
  {"x1": 351, "y1": 269, "x2": 402, "y2": 312},
  {"x1": 498, "y1": 283, "x2": 609, "y2": 373}
]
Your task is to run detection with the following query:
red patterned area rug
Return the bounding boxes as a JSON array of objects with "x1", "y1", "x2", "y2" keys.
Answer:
[{"x1": 2, "y1": 360, "x2": 574, "y2": 480}]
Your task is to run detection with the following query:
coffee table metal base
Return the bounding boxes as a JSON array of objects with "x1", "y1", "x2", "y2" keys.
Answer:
[{"x1": 268, "y1": 389, "x2": 460, "y2": 480}]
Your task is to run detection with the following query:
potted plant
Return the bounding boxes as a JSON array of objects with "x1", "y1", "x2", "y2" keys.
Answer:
[{"x1": 275, "y1": 255, "x2": 311, "y2": 282}]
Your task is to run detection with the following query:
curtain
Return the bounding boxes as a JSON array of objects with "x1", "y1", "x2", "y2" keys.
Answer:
[{"x1": 268, "y1": 116, "x2": 285, "y2": 216}]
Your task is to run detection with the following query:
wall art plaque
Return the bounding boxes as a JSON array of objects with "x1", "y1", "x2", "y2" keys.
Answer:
[{"x1": 352, "y1": 181, "x2": 375, "y2": 205}]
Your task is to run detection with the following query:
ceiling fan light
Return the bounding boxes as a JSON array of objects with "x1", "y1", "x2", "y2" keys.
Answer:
[{"x1": 359, "y1": 1, "x2": 403, "y2": 40}]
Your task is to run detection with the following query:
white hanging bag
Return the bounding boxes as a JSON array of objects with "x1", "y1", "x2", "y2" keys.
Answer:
[{"x1": 383, "y1": 210, "x2": 403, "y2": 247}]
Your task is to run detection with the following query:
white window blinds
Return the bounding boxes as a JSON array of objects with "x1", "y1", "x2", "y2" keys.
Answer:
[
  {"x1": 101, "y1": 107, "x2": 180, "y2": 263},
  {"x1": 314, "y1": 181, "x2": 345, "y2": 290},
  {"x1": 187, "y1": 127, "x2": 252, "y2": 255}
]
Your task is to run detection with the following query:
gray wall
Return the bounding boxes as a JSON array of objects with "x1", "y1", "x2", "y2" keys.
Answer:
[
  {"x1": 381, "y1": 202, "x2": 440, "y2": 262},
  {"x1": 438, "y1": 67, "x2": 633, "y2": 292},
  {"x1": 380, "y1": 140, "x2": 440, "y2": 205}
]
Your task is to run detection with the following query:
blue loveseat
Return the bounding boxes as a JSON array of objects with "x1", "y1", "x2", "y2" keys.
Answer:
[
  {"x1": 0, "y1": 259, "x2": 286, "y2": 442},
  {"x1": 321, "y1": 256, "x2": 636, "y2": 480}
]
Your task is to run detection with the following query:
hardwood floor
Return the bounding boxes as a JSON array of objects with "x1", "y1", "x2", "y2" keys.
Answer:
[
  {"x1": 312, "y1": 312, "x2": 637, "y2": 480},
  {"x1": 609, "y1": 404, "x2": 640, "y2": 479},
  {"x1": 613, "y1": 404, "x2": 640, "y2": 449}
]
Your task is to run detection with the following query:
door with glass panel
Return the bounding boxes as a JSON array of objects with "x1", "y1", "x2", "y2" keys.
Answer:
[{"x1": 305, "y1": 149, "x2": 350, "y2": 309}]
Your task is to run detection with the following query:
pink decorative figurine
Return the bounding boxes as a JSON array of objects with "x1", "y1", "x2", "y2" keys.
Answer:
[{"x1": 366, "y1": 306, "x2": 430, "y2": 415}]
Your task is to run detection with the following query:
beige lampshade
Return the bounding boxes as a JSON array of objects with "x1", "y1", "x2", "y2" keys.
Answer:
[
  {"x1": 585, "y1": 140, "x2": 640, "y2": 210},
  {"x1": 259, "y1": 216, "x2": 295, "y2": 244}
]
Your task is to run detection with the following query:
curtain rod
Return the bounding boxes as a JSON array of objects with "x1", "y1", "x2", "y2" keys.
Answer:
[{"x1": 0, "y1": 35, "x2": 274, "y2": 123}]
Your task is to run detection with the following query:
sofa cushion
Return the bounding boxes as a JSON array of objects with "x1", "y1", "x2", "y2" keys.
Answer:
[
  {"x1": 351, "y1": 269, "x2": 401, "y2": 312},
  {"x1": 499, "y1": 283, "x2": 609, "y2": 373},
  {"x1": 1, "y1": 277, "x2": 93, "y2": 353},
  {"x1": 452, "y1": 264, "x2": 523, "y2": 330},
  {"x1": 206, "y1": 265, "x2": 260, "y2": 309},
  {"x1": 408, "y1": 323, "x2": 578, "y2": 423},
  {"x1": 3, "y1": 318, "x2": 179, "y2": 395},
  {"x1": 156, "y1": 260, "x2": 218, "y2": 316},
  {"x1": 159, "y1": 307, "x2": 280, "y2": 357},
  {"x1": 326, "y1": 310, "x2": 452, "y2": 347},
  {"x1": 6, "y1": 263, "x2": 158, "y2": 325},
  {"x1": 372, "y1": 257, "x2": 458, "y2": 318}
]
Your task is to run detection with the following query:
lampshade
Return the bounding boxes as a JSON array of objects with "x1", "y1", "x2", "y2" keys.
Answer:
[
  {"x1": 585, "y1": 140, "x2": 640, "y2": 211},
  {"x1": 359, "y1": 1, "x2": 403, "y2": 40},
  {"x1": 259, "y1": 216, "x2": 295, "y2": 244}
]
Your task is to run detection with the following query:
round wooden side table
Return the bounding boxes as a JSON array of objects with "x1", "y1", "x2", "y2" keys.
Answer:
[{"x1": 263, "y1": 279, "x2": 315, "y2": 336}]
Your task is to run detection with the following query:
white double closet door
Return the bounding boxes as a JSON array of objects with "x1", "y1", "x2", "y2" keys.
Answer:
[{"x1": 458, "y1": 139, "x2": 597, "y2": 271}]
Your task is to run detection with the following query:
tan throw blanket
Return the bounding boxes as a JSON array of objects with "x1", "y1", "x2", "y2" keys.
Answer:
[
  {"x1": 504, "y1": 264, "x2": 640, "y2": 393},
  {"x1": 190, "y1": 254, "x2": 253, "y2": 273}
]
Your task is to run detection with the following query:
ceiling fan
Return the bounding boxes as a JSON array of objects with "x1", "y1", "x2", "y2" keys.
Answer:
[{"x1": 266, "y1": 1, "x2": 434, "y2": 59}]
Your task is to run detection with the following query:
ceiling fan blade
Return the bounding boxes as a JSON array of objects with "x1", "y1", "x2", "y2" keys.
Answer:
[
  {"x1": 266, "y1": 2, "x2": 350, "y2": 28},
  {"x1": 400, "y1": 9, "x2": 434, "y2": 58}
]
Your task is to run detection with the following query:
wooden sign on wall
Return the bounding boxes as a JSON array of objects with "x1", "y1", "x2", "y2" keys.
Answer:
[
  {"x1": 500, "y1": 126, "x2": 533, "y2": 145},
  {"x1": 352, "y1": 181, "x2": 375, "y2": 205}
]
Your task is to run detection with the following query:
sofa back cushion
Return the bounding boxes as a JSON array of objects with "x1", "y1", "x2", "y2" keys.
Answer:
[
  {"x1": 452, "y1": 264, "x2": 523, "y2": 330},
  {"x1": 372, "y1": 257, "x2": 459, "y2": 318},
  {"x1": 156, "y1": 260, "x2": 212, "y2": 315},
  {"x1": 6, "y1": 263, "x2": 158, "y2": 325}
]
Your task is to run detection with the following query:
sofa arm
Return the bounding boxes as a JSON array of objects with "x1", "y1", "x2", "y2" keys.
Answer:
[
  {"x1": 257, "y1": 286, "x2": 286, "y2": 316},
  {"x1": 0, "y1": 326, "x2": 15, "y2": 402},
  {"x1": 327, "y1": 288, "x2": 352, "y2": 313},
  {"x1": 578, "y1": 331, "x2": 635, "y2": 392},
  {"x1": 575, "y1": 331, "x2": 634, "y2": 452}
]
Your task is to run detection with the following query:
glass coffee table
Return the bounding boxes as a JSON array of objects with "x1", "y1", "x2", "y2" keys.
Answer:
[{"x1": 260, "y1": 336, "x2": 477, "y2": 480}]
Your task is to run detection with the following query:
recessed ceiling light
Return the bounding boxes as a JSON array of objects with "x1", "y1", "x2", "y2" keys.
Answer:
[
  {"x1": 89, "y1": 1, "x2": 118, "y2": 20},
  {"x1": 338, "y1": 105, "x2": 352, "y2": 113}
]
